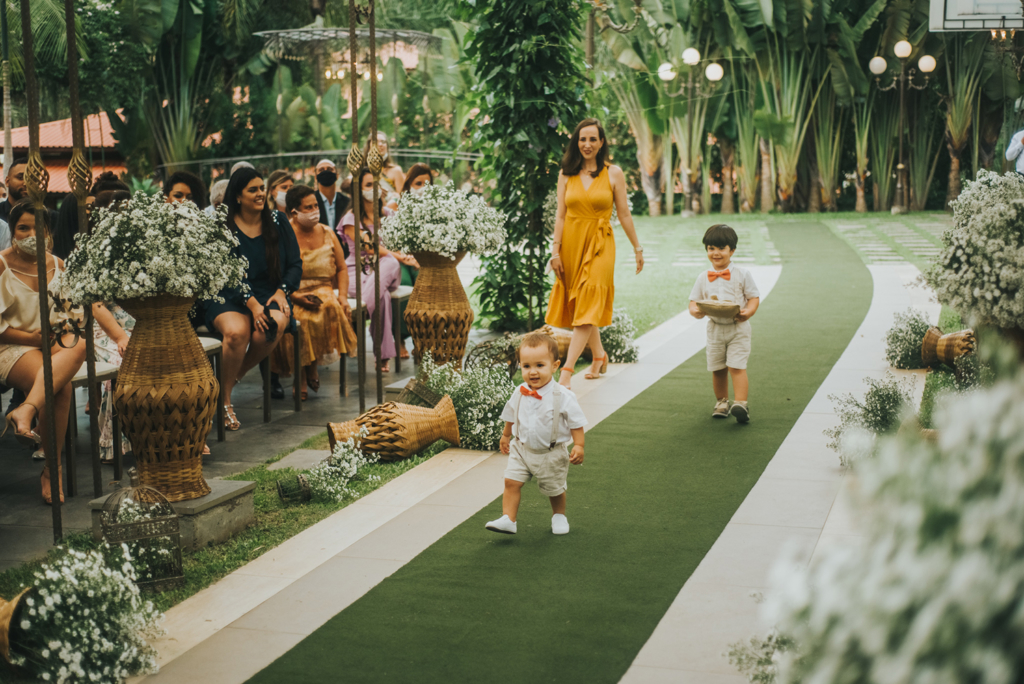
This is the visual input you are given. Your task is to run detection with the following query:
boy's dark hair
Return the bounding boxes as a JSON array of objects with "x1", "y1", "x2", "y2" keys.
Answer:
[
  {"x1": 519, "y1": 332, "x2": 560, "y2": 364},
  {"x1": 703, "y1": 224, "x2": 738, "y2": 251}
]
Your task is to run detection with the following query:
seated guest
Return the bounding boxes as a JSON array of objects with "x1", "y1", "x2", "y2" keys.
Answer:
[
  {"x1": 206, "y1": 179, "x2": 229, "y2": 216},
  {"x1": 315, "y1": 159, "x2": 348, "y2": 231},
  {"x1": 338, "y1": 167, "x2": 401, "y2": 372},
  {"x1": 271, "y1": 185, "x2": 357, "y2": 399},
  {"x1": 203, "y1": 168, "x2": 301, "y2": 430},
  {"x1": 0, "y1": 200, "x2": 85, "y2": 503},
  {"x1": 267, "y1": 170, "x2": 294, "y2": 215},
  {"x1": 164, "y1": 171, "x2": 208, "y2": 209}
]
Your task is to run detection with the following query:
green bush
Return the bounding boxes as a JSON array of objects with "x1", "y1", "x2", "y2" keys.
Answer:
[
  {"x1": 824, "y1": 373, "x2": 916, "y2": 464},
  {"x1": 884, "y1": 308, "x2": 931, "y2": 369},
  {"x1": 602, "y1": 309, "x2": 639, "y2": 363}
]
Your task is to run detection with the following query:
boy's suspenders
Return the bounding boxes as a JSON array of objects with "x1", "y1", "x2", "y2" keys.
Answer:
[{"x1": 513, "y1": 384, "x2": 563, "y2": 450}]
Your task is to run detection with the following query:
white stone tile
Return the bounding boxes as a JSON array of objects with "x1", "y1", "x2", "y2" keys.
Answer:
[
  {"x1": 620, "y1": 665, "x2": 748, "y2": 684},
  {"x1": 266, "y1": 448, "x2": 330, "y2": 471},
  {"x1": 338, "y1": 503, "x2": 479, "y2": 562},
  {"x1": 688, "y1": 523, "x2": 820, "y2": 589},
  {"x1": 730, "y1": 476, "x2": 842, "y2": 529}
]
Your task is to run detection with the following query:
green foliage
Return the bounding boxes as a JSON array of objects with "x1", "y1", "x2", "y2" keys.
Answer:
[
  {"x1": 461, "y1": 0, "x2": 588, "y2": 331},
  {"x1": 418, "y1": 352, "x2": 515, "y2": 451},
  {"x1": 824, "y1": 373, "x2": 916, "y2": 461},
  {"x1": 884, "y1": 308, "x2": 931, "y2": 369},
  {"x1": 602, "y1": 309, "x2": 640, "y2": 363},
  {"x1": 728, "y1": 629, "x2": 798, "y2": 684}
]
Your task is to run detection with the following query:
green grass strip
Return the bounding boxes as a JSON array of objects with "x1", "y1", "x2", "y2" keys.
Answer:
[{"x1": 247, "y1": 222, "x2": 872, "y2": 684}]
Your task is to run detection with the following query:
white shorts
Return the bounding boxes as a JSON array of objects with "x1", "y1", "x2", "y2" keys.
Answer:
[
  {"x1": 706, "y1": 320, "x2": 752, "y2": 371},
  {"x1": 504, "y1": 439, "x2": 570, "y2": 497}
]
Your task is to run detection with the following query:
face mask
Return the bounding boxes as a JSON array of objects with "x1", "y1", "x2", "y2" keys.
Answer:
[
  {"x1": 316, "y1": 170, "x2": 337, "y2": 187},
  {"x1": 275, "y1": 190, "x2": 288, "y2": 208},
  {"x1": 410, "y1": 186, "x2": 427, "y2": 196},
  {"x1": 14, "y1": 236, "x2": 39, "y2": 256},
  {"x1": 296, "y1": 210, "x2": 320, "y2": 228},
  {"x1": 362, "y1": 189, "x2": 376, "y2": 202}
]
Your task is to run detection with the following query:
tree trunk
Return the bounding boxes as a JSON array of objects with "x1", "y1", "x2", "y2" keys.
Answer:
[
  {"x1": 808, "y1": 163, "x2": 821, "y2": 213},
  {"x1": 641, "y1": 164, "x2": 663, "y2": 216},
  {"x1": 855, "y1": 173, "x2": 867, "y2": 213},
  {"x1": 873, "y1": 180, "x2": 880, "y2": 212},
  {"x1": 720, "y1": 140, "x2": 735, "y2": 214},
  {"x1": 946, "y1": 151, "x2": 961, "y2": 210},
  {"x1": 759, "y1": 137, "x2": 773, "y2": 213}
]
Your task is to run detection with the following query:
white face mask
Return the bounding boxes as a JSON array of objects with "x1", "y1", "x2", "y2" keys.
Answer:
[
  {"x1": 14, "y1": 236, "x2": 39, "y2": 256},
  {"x1": 410, "y1": 186, "x2": 427, "y2": 196},
  {"x1": 295, "y1": 210, "x2": 320, "y2": 229},
  {"x1": 362, "y1": 189, "x2": 376, "y2": 202},
  {"x1": 276, "y1": 190, "x2": 288, "y2": 209}
]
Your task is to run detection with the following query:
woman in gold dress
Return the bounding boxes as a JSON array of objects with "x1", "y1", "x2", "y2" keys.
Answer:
[
  {"x1": 547, "y1": 118, "x2": 645, "y2": 389},
  {"x1": 271, "y1": 185, "x2": 358, "y2": 399}
]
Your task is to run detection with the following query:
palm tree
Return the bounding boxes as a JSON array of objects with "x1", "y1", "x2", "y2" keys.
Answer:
[{"x1": 942, "y1": 33, "x2": 986, "y2": 205}]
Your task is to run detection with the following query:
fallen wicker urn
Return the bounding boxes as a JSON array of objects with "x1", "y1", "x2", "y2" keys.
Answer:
[
  {"x1": 328, "y1": 395, "x2": 460, "y2": 461},
  {"x1": 921, "y1": 327, "x2": 976, "y2": 366},
  {"x1": 0, "y1": 588, "x2": 30, "y2": 665},
  {"x1": 404, "y1": 251, "x2": 473, "y2": 368},
  {"x1": 531, "y1": 325, "x2": 592, "y2": 363},
  {"x1": 114, "y1": 295, "x2": 217, "y2": 502}
]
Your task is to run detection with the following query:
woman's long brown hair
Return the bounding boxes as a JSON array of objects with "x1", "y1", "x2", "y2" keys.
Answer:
[{"x1": 560, "y1": 118, "x2": 608, "y2": 178}]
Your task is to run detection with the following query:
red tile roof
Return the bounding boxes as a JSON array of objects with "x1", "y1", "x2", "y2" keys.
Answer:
[{"x1": 0, "y1": 112, "x2": 118, "y2": 151}]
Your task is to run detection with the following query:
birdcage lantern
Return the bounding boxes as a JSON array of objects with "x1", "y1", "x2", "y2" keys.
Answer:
[
  {"x1": 277, "y1": 474, "x2": 312, "y2": 504},
  {"x1": 100, "y1": 468, "x2": 184, "y2": 592}
]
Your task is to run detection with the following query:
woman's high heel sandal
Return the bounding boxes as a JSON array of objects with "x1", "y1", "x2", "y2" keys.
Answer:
[
  {"x1": 558, "y1": 366, "x2": 574, "y2": 387},
  {"x1": 3, "y1": 402, "x2": 42, "y2": 447},
  {"x1": 41, "y1": 464, "x2": 64, "y2": 505},
  {"x1": 224, "y1": 405, "x2": 241, "y2": 431},
  {"x1": 585, "y1": 354, "x2": 608, "y2": 380}
]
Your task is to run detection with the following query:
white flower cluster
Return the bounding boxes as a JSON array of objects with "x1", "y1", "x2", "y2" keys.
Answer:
[
  {"x1": 381, "y1": 182, "x2": 507, "y2": 259},
  {"x1": 63, "y1": 194, "x2": 247, "y2": 305},
  {"x1": 884, "y1": 308, "x2": 931, "y2": 369},
  {"x1": 306, "y1": 433, "x2": 379, "y2": 503},
  {"x1": 418, "y1": 352, "x2": 515, "y2": 451},
  {"x1": 928, "y1": 170, "x2": 1024, "y2": 329},
  {"x1": 823, "y1": 372, "x2": 916, "y2": 465},
  {"x1": 102, "y1": 499, "x2": 177, "y2": 583},
  {"x1": 766, "y1": 371, "x2": 1024, "y2": 683},
  {"x1": 601, "y1": 309, "x2": 639, "y2": 363},
  {"x1": 542, "y1": 187, "x2": 631, "y2": 236},
  {"x1": 9, "y1": 547, "x2": 163, "y2": 683}
]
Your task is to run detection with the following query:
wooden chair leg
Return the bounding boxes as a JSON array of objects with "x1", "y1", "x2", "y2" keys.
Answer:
[
  {"x1": 341, "y1": 355, "x2": 348, "y2": 397},
  {"x1": 261, "y1": 358, "x2": 271, "y2": 423},
  {"x1": 214, "y1": 350, "x2": 226, "y2": 442},
  {"x1": 65, "y1": 387, "x2": 79, "y2": 497},
  {"x1": 292, "y1": 324, "x2": 302, "y2": 413}
]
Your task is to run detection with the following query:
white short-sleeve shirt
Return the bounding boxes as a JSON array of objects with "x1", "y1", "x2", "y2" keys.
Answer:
[
  {"x1": 689, "y1": 263, "x2": 760, "y2": 325},
  {"x1": 500, "y1": 381, "x2": 588, "y2": 451}
]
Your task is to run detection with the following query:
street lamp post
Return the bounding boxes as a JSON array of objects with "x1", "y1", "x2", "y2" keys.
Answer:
[
  {"x1": 870, "y1": 41, "x2": 935, "y2": 214},
  {"x1": 658, "y1": 51, "x2": 723, "y2": 217}
]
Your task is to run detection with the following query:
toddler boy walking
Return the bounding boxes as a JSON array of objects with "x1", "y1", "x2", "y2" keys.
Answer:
[
  {"x1": 688, "y1": 224, "x2": 760, "y2": 423},
  {"x1": 486, "y1": 332, "x2": 587, "y2": 536}
]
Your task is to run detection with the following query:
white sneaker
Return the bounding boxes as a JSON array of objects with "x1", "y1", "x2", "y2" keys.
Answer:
[
  {"x1": 712, "y1": 398, "x2": 730, "y2": 419},
  {"x1": 551, "y1": 514, "x2": 570, "y2": 535},
  {"x1": 485, "y1": 514, "x2": 517, "y2": 534},
  {"x1": 730, "y1": 401, "x2": 750, "y2": 424}
]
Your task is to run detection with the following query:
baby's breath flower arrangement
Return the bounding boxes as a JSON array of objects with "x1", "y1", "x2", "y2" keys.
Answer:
[
  {"x1": 418, "y1": 352, "x2": 514, "y2": 451},
  {"x1": 306, "y1": 434, "x2": 380, "y2": 503},
  {"x1": 927, "y1": 170, "x2": 1024, "y2": 329},
  {"x1": 6, "y1": 547, "x2": 163, "y2": 683},
  {"x1": 765, "y1": 367, "x2": 1024, "y2": 684},
  {"x1": 381, "y1": 182, "x2": 507, "y2": 259},
  {"x1": 601, "y1": 309, "x2": 639, "y2": 363},
  {"x1": 823, "y1": 373, "x2": 916, "y2": 464},
  {"x1": 884, "y1": 308, "x2": 931, "y2": 369},
  {"x1": 63, "y1": 194, "x2": 246, "y2": 306}
]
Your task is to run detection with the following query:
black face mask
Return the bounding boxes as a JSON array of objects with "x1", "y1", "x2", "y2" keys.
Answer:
[{"x1": 317, "y1": 170, "x2": 337, "y2": 187}]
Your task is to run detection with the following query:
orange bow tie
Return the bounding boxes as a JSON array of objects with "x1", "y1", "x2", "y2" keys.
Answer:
[
  {"x1": 520, "y1": 386, "x2": 543, "y2": 400},
  {"x1": 708, "y1": 269, "x2": 731, "y2": 282}
]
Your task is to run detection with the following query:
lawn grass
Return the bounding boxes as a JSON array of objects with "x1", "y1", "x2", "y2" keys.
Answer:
[{"x1": 0, "y1": 434, "x2": 450, "y2": 614}]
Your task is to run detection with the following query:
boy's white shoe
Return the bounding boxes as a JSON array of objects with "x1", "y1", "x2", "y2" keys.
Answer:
[
  {"x1": 551, "y1": 514, "x2": 570, "y2": 535},
  {"x1": 485, "y1": 514, "x2": 517, "y2": 534},
  {"x1": 731, "y1": 401, "x2": 750, "y2": 423},
  {"x1": 712, "y1": 398, "x2": 730, "y2": 419}
]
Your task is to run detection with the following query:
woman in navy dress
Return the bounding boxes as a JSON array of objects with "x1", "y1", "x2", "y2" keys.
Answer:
[{"x1": 204, "y1": 167, "x2": 302, "y2": 430}]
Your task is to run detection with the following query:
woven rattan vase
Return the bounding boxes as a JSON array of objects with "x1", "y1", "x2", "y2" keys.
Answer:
[
  {"x1": 328, "y1": 394, "x2": 460, "y2": 461},
  {"x1": 405, "y1": 251, "x2": 473, "y2": 368},
  {"x1": 114, "y1": 296, "x2": 217, "y2": 502},
  {"x1": 921, "y1": 327, "x2": 976, "y2": 366},
  {"x1": 0, "y1": 588, "x2": 29, "y2": 664}
]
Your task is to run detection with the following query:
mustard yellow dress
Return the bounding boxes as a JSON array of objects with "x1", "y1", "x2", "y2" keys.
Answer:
[
  {"x1": 546, "y1": 166, "x2": 616, "y2": 328},
  {"x1": 272, "y1": 240, "x2": 358, "y2": 376}
]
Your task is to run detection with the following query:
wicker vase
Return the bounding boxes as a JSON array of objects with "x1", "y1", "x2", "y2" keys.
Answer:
[
  {"x1": 531, "y1": 325, "x2": 592, "y2": 363},
  {"x1": 114, "y1": 296, "x2": 217, "y2": 502},
  {"x1": 0, "y1": 589, "x2": 29, "y2": 664},
  {"x1": 921, "y1": 326, "x2": 976, "y2": 366},
  {"x1": 405, "y1": 251, "x2": 473, "y2": 368},
  {"x1": 328, "y1": 395, "x2": 460, "y2": 461}
]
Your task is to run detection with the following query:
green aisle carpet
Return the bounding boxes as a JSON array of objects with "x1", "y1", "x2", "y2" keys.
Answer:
[{"x1": 247, "y1": 222, "x2": 872, "y2": 683}]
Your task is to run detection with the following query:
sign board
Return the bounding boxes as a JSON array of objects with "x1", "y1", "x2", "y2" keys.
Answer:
[{"x1": 930, "y1": 0, "x2": 1024, "y2": 30}]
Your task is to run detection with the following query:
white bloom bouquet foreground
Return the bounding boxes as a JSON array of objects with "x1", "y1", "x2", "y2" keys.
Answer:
[
  {"x1": 63, "y1": 193, "x2": 247, "y2": 305},
  {"x1": 928, "y1": 170, "x2": 1024, "y2": 329},
  {"x1": 6, "y1": 547, "x2": 163, "y2": 683},
  {"x1": 381, "y1": 182, "x2": 507, "y2": 259}
]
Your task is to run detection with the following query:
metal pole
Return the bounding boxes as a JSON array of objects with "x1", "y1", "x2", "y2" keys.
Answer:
[
  {"x1": 895, "y1": 59, "x2": 907, "y2": 214},
  {"x1": 367, "y1": 0, "x2": 384, "y2": 405},
  {"x1": 63, "y1": 0, "x2": 102, "y2": 497},
  {"x1": 1, "y1": 5, "x2": 11, "y2": 173},
  {"x1": 20, "y1": 0, "x2": 61, "y2": 541},
  {"x1": 346, "y1": 0, "x2": 366, "y2": 413}
]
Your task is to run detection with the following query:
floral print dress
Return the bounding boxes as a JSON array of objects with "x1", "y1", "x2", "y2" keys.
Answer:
[{"x1": 94, "y1": 303, "x2": 134, "y2": 460}]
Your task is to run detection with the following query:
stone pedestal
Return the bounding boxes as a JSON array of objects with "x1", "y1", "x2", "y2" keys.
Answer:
[{"x1": 90, "y1": 479, "x2": 256, "y2": 553}]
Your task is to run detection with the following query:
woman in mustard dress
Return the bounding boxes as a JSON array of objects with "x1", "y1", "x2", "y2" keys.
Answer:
[
  {"x1": 271, "y1": 185, "x2": 358, "y2": 399},
  {"x1": 548, "y1": 118, "x2": 645, "y2": 389}
]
